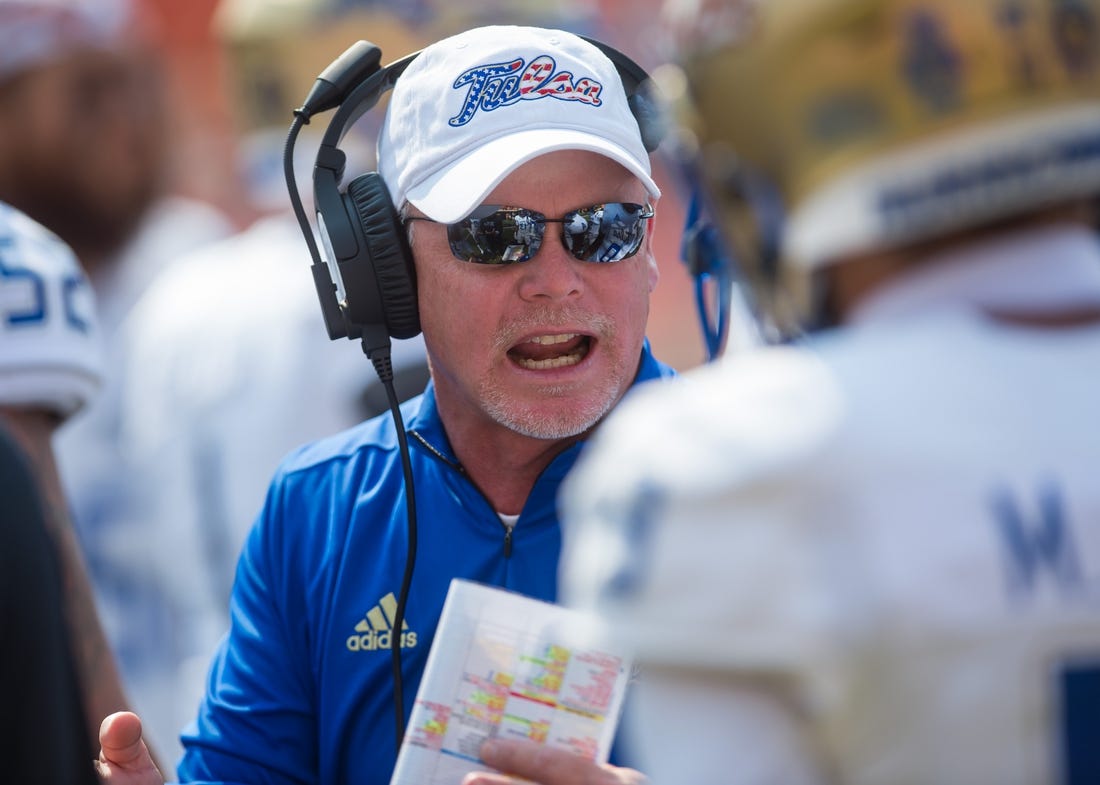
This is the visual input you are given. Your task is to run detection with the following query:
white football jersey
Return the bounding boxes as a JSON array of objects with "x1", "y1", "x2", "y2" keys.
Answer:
[{"x1": 560, "y1": 224, "x2": 1100, "y2": 785}]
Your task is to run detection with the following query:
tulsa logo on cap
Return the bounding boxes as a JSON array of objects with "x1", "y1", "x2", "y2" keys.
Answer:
[
  {"x1": 377, "y1": 25, "x2": 659, "y2": 225},
  {"x1": 449, "y1": 55, "x2": 604, "y2": 127}
]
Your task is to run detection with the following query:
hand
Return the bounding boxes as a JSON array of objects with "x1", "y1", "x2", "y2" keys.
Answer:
[
  {"x1": 461, "y1": 739, "x2": 646, "y2": 785},
  {"x1": 94, "y1": 712, "x2": 164, "y2": 785}
]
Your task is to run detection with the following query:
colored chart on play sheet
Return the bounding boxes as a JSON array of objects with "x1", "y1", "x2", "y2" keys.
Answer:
[{"x1": 389, "y1": 580, "x2": 632, "y2": 785}]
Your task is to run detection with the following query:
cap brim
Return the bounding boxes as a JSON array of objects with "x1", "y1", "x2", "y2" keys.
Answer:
[{"x1": 405, "y1": 128, "x2": 661, "y2": 223}]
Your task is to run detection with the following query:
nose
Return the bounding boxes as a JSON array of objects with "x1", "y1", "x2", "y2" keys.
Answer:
[{"x1": 516, "y1": 230, "x2": 584, "y2": 302}]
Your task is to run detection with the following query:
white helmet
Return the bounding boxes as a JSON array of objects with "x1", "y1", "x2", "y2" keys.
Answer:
[
  {"x1": 0, "y1": 201, "x2": 103, "y2": 418},
  {"x1": 661, "y1": 0, "x2": 1100, "y2": 334}
]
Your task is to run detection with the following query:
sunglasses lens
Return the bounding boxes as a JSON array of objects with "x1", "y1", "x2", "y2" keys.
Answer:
[
  {"x1": 447, "y1": 207, "x2": 543, "y2": 265},
  {"x1": 441, "y1": 203, "x2": 651, "y2": 264},
  {"x1": 562, "y1": 203, "x2": 651, "y2": 263}
]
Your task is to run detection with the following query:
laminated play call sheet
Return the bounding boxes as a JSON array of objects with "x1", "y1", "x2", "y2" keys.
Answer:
[{"x1": 389, "y1": 579, "x2": 632, "y2": 785}]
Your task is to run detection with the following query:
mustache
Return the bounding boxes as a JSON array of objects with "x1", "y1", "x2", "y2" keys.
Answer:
[{"x1": 492, "y1": 307, "x2": 616, "y2": 351}]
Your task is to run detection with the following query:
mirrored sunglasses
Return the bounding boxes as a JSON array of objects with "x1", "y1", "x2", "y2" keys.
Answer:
[{"x1": 405, "y1": 202, "x2": 655, "y2": 265}]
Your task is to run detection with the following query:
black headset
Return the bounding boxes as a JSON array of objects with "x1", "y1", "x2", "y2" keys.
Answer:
[
  {"x1": 285, "y1": 34, "x2": 664, "y2": 360},
  {"x1": 282, "y1": 32, "x2": 662, "y2": 756}
]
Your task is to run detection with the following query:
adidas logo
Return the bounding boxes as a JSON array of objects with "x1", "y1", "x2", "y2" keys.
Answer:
[{"x1": 346, "y1": 592, "x2": 418, "y2": 652}]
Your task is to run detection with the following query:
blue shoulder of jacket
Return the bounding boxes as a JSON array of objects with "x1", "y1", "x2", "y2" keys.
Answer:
[{"x1": 272, "y1": 391, "x2": 428, "y2": 479}]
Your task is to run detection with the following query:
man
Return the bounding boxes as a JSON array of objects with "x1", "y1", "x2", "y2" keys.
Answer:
[
  {"x1": 0, "y1": 200, "x2": 143, "y2": 758},
  {"x1": 0, "y1": 0, "x2": 232, "y2": 314},
  {"x1": 0, "y1": 0, "x2": 164, "y2": 280},
  {"x1": 0, "y1": 4, "x2": 233, "y2": 761},
  {"x1": 98, "y1": 24, "x2": 672, "y2": 785},
  {"x1": 558, "y1": 1, "x2": 1100, "y2": 784}
]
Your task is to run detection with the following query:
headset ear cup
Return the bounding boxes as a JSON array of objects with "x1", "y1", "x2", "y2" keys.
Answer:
[{"x1": 345, "y1": 173, "x2": 421, "y2": 339}]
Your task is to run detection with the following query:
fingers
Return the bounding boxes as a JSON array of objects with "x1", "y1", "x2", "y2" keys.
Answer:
[
  {"x1": 99, "y1": 711, "x2": 146, "y2": 766},
  {"x1": 94, "y1": 708, "x2": 163, "y2": 782},
  {"x1": 96, "y1": 711, "x2": 164, "y2": 784},
  {"x1": 469, "y1": 739, "x2": 647, "y2": 785},
  {"x1": 460, "y1": 774, "x2": 517, "y2": 785}
]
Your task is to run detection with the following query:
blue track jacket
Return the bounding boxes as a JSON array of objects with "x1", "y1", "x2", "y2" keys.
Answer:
[{"x1": 177, "y1": 343, "x2": 674, "y2": 784}]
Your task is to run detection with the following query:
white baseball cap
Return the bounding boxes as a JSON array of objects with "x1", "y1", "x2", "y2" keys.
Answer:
[
  {"x1": 378, "y1": 25, "x2": 660, "y2": 223},
  {"x1": 0, "y1": 201, "x2": 103, "y2": 419}
]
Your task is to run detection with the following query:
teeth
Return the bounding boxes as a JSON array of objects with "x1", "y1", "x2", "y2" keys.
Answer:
[
  {"x1": 528, "y1": 333, "x2": 578, "y2": 345},
  {"x1": 517, "y1": 349, "x2": 585, "y2": 370}
]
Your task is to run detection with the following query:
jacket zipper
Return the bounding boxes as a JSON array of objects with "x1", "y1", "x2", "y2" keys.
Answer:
[{"x1": 411, "y1": 429, "x2": 516, "y2": 558}]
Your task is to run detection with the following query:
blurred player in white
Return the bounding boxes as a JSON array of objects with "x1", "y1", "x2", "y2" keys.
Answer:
[
  {"x1": 559, "y1": 1, "x2": 1100, "y2": 784},
  {"x1": 0, "y1": 5, "x2": 233, "y2": 760}
]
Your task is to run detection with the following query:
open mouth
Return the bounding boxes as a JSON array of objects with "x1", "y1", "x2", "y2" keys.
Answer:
[{"x1": 507, "y1": 333, "x2": 592, "y2": 370}]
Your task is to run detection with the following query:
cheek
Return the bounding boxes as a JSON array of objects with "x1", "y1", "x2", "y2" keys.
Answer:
[
  {"x1": 612, "y1": 266, "x2": 657, "y2": 354},
  {"x1": 419, "y1": 289, "x2": 458, "y2": 342},
  {"x1": 416, "y1": 261, "x2": 490, "y2": 351},
  {"x1": 621, "y1": 260, "x2": 658, "y2": 318}
]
